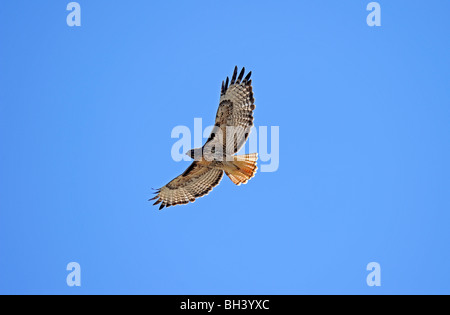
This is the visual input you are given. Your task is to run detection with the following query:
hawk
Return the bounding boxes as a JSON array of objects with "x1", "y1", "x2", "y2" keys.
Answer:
[{"x1": 150, "y1": 66, "x2": 258, "y2": 210}]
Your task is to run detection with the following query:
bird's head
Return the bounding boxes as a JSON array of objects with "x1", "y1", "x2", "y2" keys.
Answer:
[{"x1": 186, "y1": 148, "x2": 203, "y2": 160}]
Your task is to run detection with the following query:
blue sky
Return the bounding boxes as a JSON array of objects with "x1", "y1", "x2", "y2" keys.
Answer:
[{"x1": 1, "y1": 1, "x2": 449, "y2": 294}]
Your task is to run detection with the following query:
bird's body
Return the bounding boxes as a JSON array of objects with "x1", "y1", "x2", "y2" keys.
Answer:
[{"x1": 150, "y1": 66, "x2": 258, "y2": 210}]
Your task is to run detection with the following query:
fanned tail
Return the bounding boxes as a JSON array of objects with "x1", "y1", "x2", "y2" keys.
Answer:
[{"x1": 225, "y1": 153, "x2": 258, "y2": 186}]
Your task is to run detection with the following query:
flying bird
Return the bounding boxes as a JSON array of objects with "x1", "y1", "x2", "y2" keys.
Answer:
[{"x1": 150, "y1": 66, "x2": 258, "y2": 210}]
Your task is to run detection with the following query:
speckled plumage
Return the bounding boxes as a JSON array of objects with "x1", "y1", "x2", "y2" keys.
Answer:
[{"x1": 151, "y1": 67, "x2": 258, "y2": 210}]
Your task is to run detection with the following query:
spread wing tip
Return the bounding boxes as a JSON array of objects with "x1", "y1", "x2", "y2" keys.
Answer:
[
  {"x1": 221, "y1": 66, "x2": 252, "y2": 95},
  {"x1": 243, "y1": 71, "x2": 252, "y2": 84},
  {"x1": 230, "y1": 66, "x2": 238, "y2": 85}
]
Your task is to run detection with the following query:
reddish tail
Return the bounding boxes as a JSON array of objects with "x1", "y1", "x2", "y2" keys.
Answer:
[{"x1": 225, "y1": 153, "x2": 258, "y2": 186}]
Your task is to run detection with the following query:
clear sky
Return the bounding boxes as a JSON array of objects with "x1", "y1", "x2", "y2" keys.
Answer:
[{"x1": 1, "y1": 1, "x2": 449, "y2": 294}]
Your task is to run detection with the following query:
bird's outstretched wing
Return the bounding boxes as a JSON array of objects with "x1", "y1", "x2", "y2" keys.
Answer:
[
  {"x1": 204, "y1": 66, "x2": 255, "y2": 155},
  {"x1": 150, "y1": 162, "x2": 224, "y2": 210}
]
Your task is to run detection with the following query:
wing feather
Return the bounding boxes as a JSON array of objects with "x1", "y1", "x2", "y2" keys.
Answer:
[
  {"x1": 151, "y1": 162, "x2": 224, "y2": 210},
  {"x1": 206, "y1": 66, "x2": 255, "y2": 155}
]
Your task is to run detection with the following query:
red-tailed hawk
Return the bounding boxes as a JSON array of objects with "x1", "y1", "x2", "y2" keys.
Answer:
[{"x1": 150, "y1": 66, "x2": 257, "y2": 210}]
